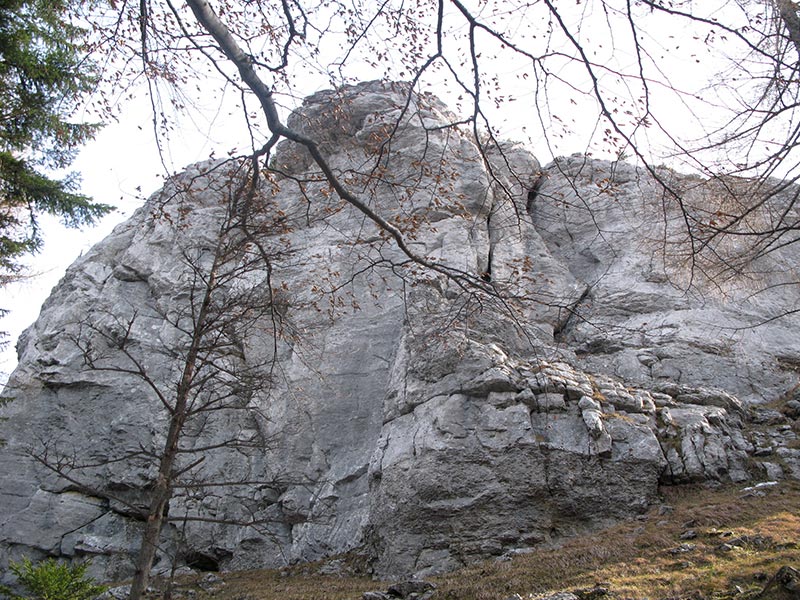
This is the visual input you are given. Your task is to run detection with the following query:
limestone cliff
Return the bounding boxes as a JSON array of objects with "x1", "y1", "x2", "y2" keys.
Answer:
[{"x1": 1, "y1": 81, "x2": 799, "y2": 582}]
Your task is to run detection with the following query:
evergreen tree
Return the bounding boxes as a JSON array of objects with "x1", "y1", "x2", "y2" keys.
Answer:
[{"x1": 0, "y1": 0, "x2": 112, "y2": 283}]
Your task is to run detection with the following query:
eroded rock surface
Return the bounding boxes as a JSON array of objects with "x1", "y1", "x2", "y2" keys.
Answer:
[
  {"x1": 1, "y1": 81, "x2": 799, "y2": 582},
  {"x1": 533, "y1": 156, "x2": 800, "y2": 405}
]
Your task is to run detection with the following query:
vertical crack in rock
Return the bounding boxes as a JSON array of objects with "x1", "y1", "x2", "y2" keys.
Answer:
[
  {"x1": 553, "y1": 284, "x2": 591, "y2": 343},
  {"x1": 526, "y1": 172, "x2": 546, "y2": 214},
  {"x1": 656, "y1": 438, "x2": 677, "y2": 483},
  {"x1": 482, "y1": 208, "x2": 493, "y2": 282}
]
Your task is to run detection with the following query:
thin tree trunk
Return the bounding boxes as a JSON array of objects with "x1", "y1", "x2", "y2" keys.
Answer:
[
  {"x1": 128, "y1": 464, "x2": 174, "y2": 600},
  {"x1": 127, "y1": 260, "x2": 219, "y2": 600},
  {"x1": 128, "y1": 393, "x2": 194, "y2": 600}
]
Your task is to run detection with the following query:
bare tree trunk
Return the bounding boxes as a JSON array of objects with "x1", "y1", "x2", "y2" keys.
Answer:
[
  {"x1": 128, "y1": 262, "x2": 218, "y2": 600},
  {"x1": 128, "y1": 462, "x2": 174, "y2": 600},
  {"x1": 127, "y1": 393, "x2": 192, "y2": 600}
]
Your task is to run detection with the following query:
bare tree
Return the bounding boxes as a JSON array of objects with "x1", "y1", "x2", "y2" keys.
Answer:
[{"x1": 29, "y1": 159, "x2": 307, "y2": 599}]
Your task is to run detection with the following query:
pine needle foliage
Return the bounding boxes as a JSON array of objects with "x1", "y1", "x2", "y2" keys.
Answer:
[
  {"x1": 0, "y1": 558, "x2": 106, "y2": 600},
  {"x1": 0, "y1": 0, "x2": 113, "y2": 279}
]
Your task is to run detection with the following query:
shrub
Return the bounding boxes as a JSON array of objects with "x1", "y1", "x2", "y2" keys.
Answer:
[{"x1": 0, "y1": 558, "x2": 107, "y2": 600}]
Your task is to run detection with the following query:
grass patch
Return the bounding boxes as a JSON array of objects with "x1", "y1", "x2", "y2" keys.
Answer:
[{"x1": 207, "y1": 568, "x2": 382, "y2": 600}]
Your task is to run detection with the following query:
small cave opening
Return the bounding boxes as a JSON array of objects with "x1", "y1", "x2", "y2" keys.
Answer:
[{"x1": 184, "y1": 551, "x2": 221, "y2": 572}]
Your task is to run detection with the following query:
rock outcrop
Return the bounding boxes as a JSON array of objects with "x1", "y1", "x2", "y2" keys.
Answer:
[{"x1": 1, "y1": 81, "x2": 799, "y2": 583}]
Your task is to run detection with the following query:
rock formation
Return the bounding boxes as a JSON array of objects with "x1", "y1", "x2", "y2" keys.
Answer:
[{"x1": 1, "y1": 81, "x2": 799, "y2": 582}]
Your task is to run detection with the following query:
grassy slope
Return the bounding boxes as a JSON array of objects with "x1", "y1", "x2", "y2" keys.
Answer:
[{"x1": 182, "y1": 481, "x2": 799, "y2": 600}]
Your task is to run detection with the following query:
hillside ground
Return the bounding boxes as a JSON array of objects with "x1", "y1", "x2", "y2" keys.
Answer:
[{"x1": 154, "y1": 479, "x2": 800, "y2": 600}]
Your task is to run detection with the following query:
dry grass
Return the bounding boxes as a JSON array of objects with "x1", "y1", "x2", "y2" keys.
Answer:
[
  {"x1": 433, "y1": 481, "x2": 800, "y2": 600},
  {"x1": 202, "y1": 568, "x2": 382, "y2": 600},
  {"x1": 169, "y1": 481, "x2": 800, "y2": 600}
]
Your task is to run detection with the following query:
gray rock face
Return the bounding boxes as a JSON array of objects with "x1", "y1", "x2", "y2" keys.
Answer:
[
  {"x1": 1, "y1": 81, "x2": 799, "y2": 582},
  {"x1": 532, "y1": 155, "x2": 800, "y2": 405},
  {"x1": 365, "y1": 353, "x2": 754, "y2": 575}
]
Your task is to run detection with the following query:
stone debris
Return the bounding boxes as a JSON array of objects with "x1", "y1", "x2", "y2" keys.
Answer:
[
  {"x1": 532, "y1": 593, "x2": 580, "y2": 600},
  {"x1": 573, "y1": 586, "x2": 610, "y2": 600},
  {"x1": 668, "y1": 543, "x2": 697, "y2": 555},
  {"x1": 743, "y1": 481, "x2": 780, "y2": 492},
  {"x1": 760, "y1": 565, "x2": 800, "y2": 597},
  {"x1": 362, "y1": 580, "x2": 436, "y2": 600},
  {"x1": 99, "y1": 586, "x2": 131, "y2": 600}
]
